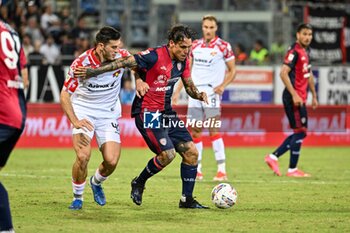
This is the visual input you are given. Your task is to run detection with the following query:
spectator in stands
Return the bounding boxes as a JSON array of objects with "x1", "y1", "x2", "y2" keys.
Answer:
[
  {"x1": 71, "y1": 15, "x2": 90, "y2": 45},
  {"x1": 28, "y1": 39, "x2": 44, "y2": 65},
  {"x1": 25, "y1": 0, "x2": 40, "y2": 23},
  {"x1": 74, "y1": 34, "x2": 90, "y2": 58},
  {"x1": 59, "y1": 6, "x2": 74, "y2": 29},
  {"x1": 22, "y1": 33, "x2": 34, "y2": 57},
  {"x1": 40, "y1": 3, "x2": 60, "y2": 31},
  {"x1": 234, "y1": 43, "x2": 248, "y2": 65},
  {"x1": 270, "y1": 37, "x2": 287, "y2": 64},
  {"x1": 39, "y1": 34, "x2": 61, "y2": 65},
  {"x1": 249, "y1": 39, "x2": 269, "y2": 65},
  {"x1": 120, "y1": 76, "x2": 136, "y2": 104},
  {"x1": 24, "y1": 16, "x2": 44, "y2": 43}
]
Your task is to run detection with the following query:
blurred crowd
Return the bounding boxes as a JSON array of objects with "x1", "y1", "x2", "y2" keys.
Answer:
[
  {"x1": 0, "y1": 0, "x2": 287, "y2": 104},
  {"x1": 1, "y1": 0, "x2": 93, "y2": 66}
]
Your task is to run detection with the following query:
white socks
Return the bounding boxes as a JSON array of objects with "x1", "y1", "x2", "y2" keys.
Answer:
[
  {"x1": 92, "y1": 169, "x2": 107, "y2": 186},
  {"x1": 72, "y1": 180, "x2": 86, "y2": 200},
  {"x1": 269, "y1": 154, "x2": 278, "y2": 161},
  {"x1": 211, "y1": 136, "x2": 226, "y2": 173},
  {"x1": 194, "y1": 140, "x2": 203, "y2": 173}
]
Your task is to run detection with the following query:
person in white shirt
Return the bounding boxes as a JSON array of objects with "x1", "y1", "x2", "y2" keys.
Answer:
[
  {"x1": 173, "y1": 15, "x2": 236, "y2": 181},
  {"x1": 60, "y1": 26, "x2": 130, "y2": 210}
]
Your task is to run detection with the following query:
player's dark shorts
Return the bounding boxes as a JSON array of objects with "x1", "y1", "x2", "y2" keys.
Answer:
[
  {"x1": 0, "y1": 124, "x2": 24, "y2": 167},
  {"x1": 282, "y1": 90, "x2": 308, "y2": 129},
  {"x1": 134, "y1": 111, "x2": 193, "y2": 154}
]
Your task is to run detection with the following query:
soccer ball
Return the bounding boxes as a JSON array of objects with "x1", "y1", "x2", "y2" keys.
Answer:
[{"x1": 211, "y1": 183, "x2": 238, "y2": 209}]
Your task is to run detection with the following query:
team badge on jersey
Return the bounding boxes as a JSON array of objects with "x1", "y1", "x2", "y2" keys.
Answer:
[
  {"x1": 177, "y1": 62, "x2": 182, "y2": 71},
  {"x1": 113, "y1": 70, "x2": 120, "y2": 77},
  {"x1": 288, "y1": 53, "x2": 295, "y2": 61},
  {"x1": 159, "y1": 138, "x2": 167, "y2": 146},
  {"x1": 210, "y1": 51, "x2": 217, "y2": 56}
]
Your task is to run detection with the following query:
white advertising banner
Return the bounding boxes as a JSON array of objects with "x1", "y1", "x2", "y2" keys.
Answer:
[{"x1": 318, "y1": 67, "x2": 350, "y2": 105}]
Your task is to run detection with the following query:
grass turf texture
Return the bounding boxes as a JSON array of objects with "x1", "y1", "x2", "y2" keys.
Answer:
[{"x1": 1, "y1": 147, "x2": 350, "y2": 233}]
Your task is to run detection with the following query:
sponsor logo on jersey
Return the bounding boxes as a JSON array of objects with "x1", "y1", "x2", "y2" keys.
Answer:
[
  {"x1": 154, "y1": 74, "x2": 167, "y2": 84},
  {"x1": 160, "y1": 66, "x2": 167, "y2": 71},
  {"x1": 155, "y1": 86, "x2": 171, "y2": 92},
  {"x1": 87, "y1": 80, "x2": 117, "y2": 90}
]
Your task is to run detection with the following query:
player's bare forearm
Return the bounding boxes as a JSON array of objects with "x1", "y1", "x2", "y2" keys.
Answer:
[
  {"x1": 222, "y1": 60, "x2": 236, "y2": 87},
  {"x1": 308, "y1": 73, "x2": 317, "y2": 97},
  {"x1": 60, "y1": 90, "x2": 78, "y2": 125},
  {"x1": 182, "y1": 77, "x2": 201, "y2": 99},
  {"x1": 86, "y1": 56, "x2": 138, "y2": 77}
]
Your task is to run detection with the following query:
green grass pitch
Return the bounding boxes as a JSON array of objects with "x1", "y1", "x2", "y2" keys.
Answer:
[{"x1": 1, "y1": 147, "x2": 350, "y2": 233}]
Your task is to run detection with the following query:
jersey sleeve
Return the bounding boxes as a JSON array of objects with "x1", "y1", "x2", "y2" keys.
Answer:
[
  {"x1": 119, "y1": 48, "x2": 131, "y2": 57},
  {"x1": 223, "y1": 43, "x2": 235, "y2": 62},
  {"x1": 283, "y1": 49, "x2": 298, "y2": 69},
  {"x1": 182, "y1": 58, "x2": 191, "y2": 80},
  {"x1": 133, "y1": 49, "x2": 157, "y2": 70},
  {"x1": 63, "y1": 59, "x2": 80, "y2": 93}
]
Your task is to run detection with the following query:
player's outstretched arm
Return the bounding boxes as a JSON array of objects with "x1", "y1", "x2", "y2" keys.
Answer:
[
  {"x1": 182, "y1": 76, "x2": 208, "y2": 104},
  {"x1": 74, "y1": 56, "x2": 138, "y2": 78}
]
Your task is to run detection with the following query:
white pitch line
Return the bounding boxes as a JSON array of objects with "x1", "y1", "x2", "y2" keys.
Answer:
[{"x1": 1, "y1": 173, "x2": 348, "y2": 185}]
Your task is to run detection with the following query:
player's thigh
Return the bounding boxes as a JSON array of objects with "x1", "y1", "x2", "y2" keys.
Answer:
[
  {"x1": 283, "y1": 97, "x2": 307, "y2": 129},
  {"x1": 100, "y1": 141, "x2": 121, "y2": 166},
  {"x1": 94, "y1": 117, "x2": 121, "y2": 148},
  {"x1": 168, "y1": 116, "x2": 195, "y2": 158},
  {"x1": 72, "y1": 133, "x2": 92, "y2": 161},
  {"x1": 0, "y1": 125, "x2": 22, "y2": 167},
  {"x1": 135, "y1": 114, "x2": 174, "y2": 154}
]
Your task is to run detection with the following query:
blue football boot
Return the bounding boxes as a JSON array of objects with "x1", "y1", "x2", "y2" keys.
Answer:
[
  {"x1": 69, "y1": 199, "x2": 83, "y2": 210},
  {"x1": 90, "y1": 176, "x2": 106, "y2": 206}
]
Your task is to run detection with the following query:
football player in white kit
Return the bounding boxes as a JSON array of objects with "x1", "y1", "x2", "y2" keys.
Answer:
[
  {"x1": 60, "y1": 26, "x2": 130, "y2": 210},
  {"x1": 173, "y1": 15, "x2": 236, "y2": 181}
]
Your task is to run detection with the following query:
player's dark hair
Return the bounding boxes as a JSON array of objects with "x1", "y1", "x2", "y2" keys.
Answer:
[
  {"x1": 297, "y1": 23, "x2": 313, "y2": 32},
  {"x1": 168, "y1": 24, "x2": 196, "y2": 44},
  {"x1": 95, "y1": 26, "x2": 121, "y2": 45}
]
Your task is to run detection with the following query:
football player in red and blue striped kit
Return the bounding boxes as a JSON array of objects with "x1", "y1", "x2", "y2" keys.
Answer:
[
  {"x1": 265, "y1": 23, "x2": 318, "y2": 177},
  {"x1": 75, "y1": 25, "x2": 210, "y2": 208},
  {"x1": 0, "y1": 1, "x2": 28, "y2": 231}
]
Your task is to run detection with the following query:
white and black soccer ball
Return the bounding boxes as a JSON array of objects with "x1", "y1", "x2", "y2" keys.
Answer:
[{"x1": 211, "y1": 183, "x2": 238, "y2": 209}]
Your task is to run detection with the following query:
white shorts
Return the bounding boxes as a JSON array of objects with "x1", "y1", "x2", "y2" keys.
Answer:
[
  {"x1": 72, "y1": 113, "x2": 121, "y2": 147},
  {"x1": 187, "y1": 85, "x2": 221, "y2": 121}
]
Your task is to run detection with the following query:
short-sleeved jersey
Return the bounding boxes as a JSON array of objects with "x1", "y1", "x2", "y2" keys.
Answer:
[
  {"x1": 283, "y1": 42, "x2": 311, "y2": 102},
  {"x1": 190, "y1": 36, "x2": 235, "y2": 87},
  {"x1": 131, "y1": 45, "x2": 191, "y2": 116},
  {"x1": 63, "y1": 48, "x2": 130, "y2": 117},
  {"x1": 0, "y1": 20, "x2": 27, "y2": 129}
]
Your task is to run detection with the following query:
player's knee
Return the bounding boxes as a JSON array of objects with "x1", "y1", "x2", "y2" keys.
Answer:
[
  {"x1": 177, "y1": 141, "x2": 198, "y2": 165},
  {"x1": 158, "y1": 149, "x2": 176, "y2": 166},
  {"x1": 104, "y1": 156, "x2": 119, "y2": 168},
  {"x1": 191, "y1": 127, "x2": 202, "y2": 138},
  {"x1": 75, "y1": 152, "x2": 90, "y2": 168}
]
